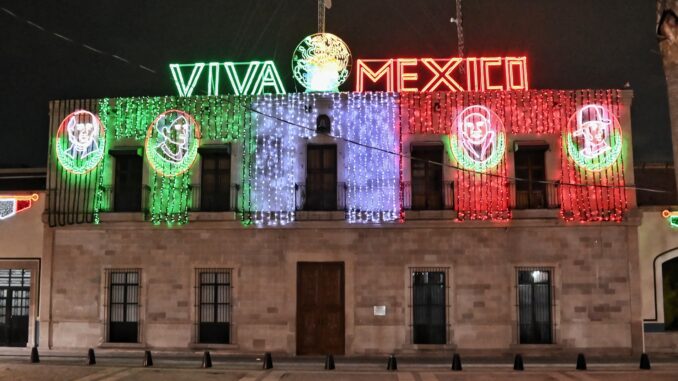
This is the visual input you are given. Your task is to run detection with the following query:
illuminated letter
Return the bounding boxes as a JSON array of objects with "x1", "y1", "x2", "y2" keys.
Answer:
[
  {"x1": 207, "y1": 62, "x2": 220, "y2": 96},
  {"x1": 421, "y1": 58, "x2": 465, "y2": 92},
  {"x1": 224, "y1": 61, "x2": 261, "y2": 95},
  {"x1": 480, "y1": 57, "x2": 503, "y2": 91},
  {"x1": 254, "y1": 61, "x2": 286, "y2": 94},
  {"x1": 169, "y1": 63, "x2": 206, "y2": 96},
  {"x1": 466, "y1": 57, "x2": 480, "y2": 91},
  {"x1": 355, "y1": 59, "x2": 394, "y2": 92},
  {"x1": 504, "y1": 57, "x2": 529, "y2": 90},
  {"x1": 397, "y1": 59, "x2": 419, "y2": 92}
]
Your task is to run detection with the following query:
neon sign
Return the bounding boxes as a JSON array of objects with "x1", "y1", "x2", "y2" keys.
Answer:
[
  {"x1": 170, "y1": 61, "x2": 286, "y2": 96},
  {"x1": 355, "y1": 57, "x2": 528, "y2": 92},
  {"x1": 662, "y1": 210, "x2": 678, "y2": 228},
  {"x1": 145, "y1": 110, "x2": 200, "y2": 177},
  {"x1": 292, "y1": 33, "x2": 352, "y2": 92},
  {"x1": 55, "y1": 110, "x2": 106, "y2": 175},
  {"x1": 0, "y1": 194, "x2": 39, "y2": 220},
  {"x1": 447, "y1": 105, "x2": 505, "y2": 171},
  {"x1": 566, "y1": 105, "x2": 622, "y2": 172}
]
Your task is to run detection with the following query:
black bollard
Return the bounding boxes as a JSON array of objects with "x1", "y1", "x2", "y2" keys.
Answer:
[
  {"x1": 30, "y1": 347, "x2": 39, "y2": 363},
  {"x1": 143, "y1": 350, "x2": 153, "y2": 367},
  {"x1": 513, "y1": 354, "x2": 524, "y2": 371},
  {"x1": 324, "y1": 354, "x2": 335, "y2": 370},
  {"x1": 386, "y1": 354, "x2": 398, "y2": 371},
  {"x1": 202, "y1": 351, "x2": 212, "y2": 368},
  {"x1": 87, "y1": 348, "x2": 96, "y2": 365},
  {"x1": 262, "y1": 352, "x2": 273, "y2": 369},
  {"x1": 640, "y1": 353, "x2": 651, "y2": 370},
  {"x1": 576, "y1": 353, "x2": 586, "y2": 370},
  {"x1": 451, "y1": 353, "x2": 462, "y2": 371}
]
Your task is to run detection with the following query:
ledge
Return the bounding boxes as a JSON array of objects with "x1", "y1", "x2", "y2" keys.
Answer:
[
  {"x1": 294, "y1": 211, "x2": 346, "y2": 221},
  {"x1": 189, "y1": 212, "x2": 238, "y2": 221},
  {"x1": 188, "y1": 343, "x2": 240, "y2": 351},
  {"x1": 98, "y1": 212, "x2": 146, "y2": 223},
  {"x1": 403, "y1": 210, "x2": 456, "y2": 220},
  {"x1": 99, "y1": 342, "x2": 146, "y2": 349},
  {"x1": 512, "y1": 209, "x2": 560, "y2": 219}
]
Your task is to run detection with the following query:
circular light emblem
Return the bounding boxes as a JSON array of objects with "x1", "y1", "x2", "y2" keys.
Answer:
[
  {"x1": 145, "y1": 110, "x2": 200, "y2": 177},
  {"x1": 55, "y1": 110, "x2": 106, "y2": 174},
  {"x1": 449, "y1": 105, "x2": 506, "y2": 172},
  {"x1": 565, "y1": 104, "x2": 622, "y2": 172},
  {"x1": 292, "y1": 33, "x2": 352, "y2": 92}
]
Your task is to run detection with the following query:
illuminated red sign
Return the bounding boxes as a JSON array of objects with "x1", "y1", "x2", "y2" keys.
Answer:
[{"x1": 355, "y1": 57, "x2": 528, "y2": 92}]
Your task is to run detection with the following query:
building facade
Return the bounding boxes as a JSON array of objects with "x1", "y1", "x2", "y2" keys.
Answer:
[{"x1": 28, "y1": 89, "x2": 646, "y2": 356}]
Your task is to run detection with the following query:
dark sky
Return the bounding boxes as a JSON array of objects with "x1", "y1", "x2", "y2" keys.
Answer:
[{"x1": 0, "y1": 0, "x2": 672, "y2": 167}]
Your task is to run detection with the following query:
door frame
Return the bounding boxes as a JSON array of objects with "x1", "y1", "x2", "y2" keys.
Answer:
[
  {"x1": 0, "y1": 259, "x2": 40, "y2": 348},
  {"x1": 296, "y1": 261, "x2": 345, "y2": 355}
]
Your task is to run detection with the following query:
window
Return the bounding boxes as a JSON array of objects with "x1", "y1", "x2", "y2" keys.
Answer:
[
  {"x1": 107, "y1": 270, "x2": 140, "y2": 343},
  {"x1": 305, "y1": 145, "x2": 337, "y2": 211},
  {"x1": 0, "y1": 269, "x2": 31, "y2": 347},
  {"x1": 200, "y1": 149, "x2": 231, "y2": 212},
  {"x1": 517, "y1": 267, "x2": 553, "y2": 344},
  {"x1": 410, "y1": 145, "x2": 444, "y2": 210},
  {"x1": 514, "y1": 147, "x2": 547, "y2": 209},
  {"x1": 113, "y1": 153, "x2": 143, "y2": 212},
  {"x1": 196, "y1": 269, "x2": 231, "y2": 344},
  {"x1": 411, "y1": 268, "x2": 446, "y2": 344},
  {"x1": 663, "y1": 257, "x2": 678, "y2": 331}
]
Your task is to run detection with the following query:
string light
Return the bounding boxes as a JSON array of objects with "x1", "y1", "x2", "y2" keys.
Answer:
[
  {"x1": 55, "y1": 110, "x2": 106, "y2": 175},
  {"x1": 0, "y1": 194, "x2": 39, "y2": 220}
]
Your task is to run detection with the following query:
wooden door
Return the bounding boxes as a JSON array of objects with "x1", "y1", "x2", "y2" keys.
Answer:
[{"x1": 296, "y1": 262, "x2": 345, "y2": 355}]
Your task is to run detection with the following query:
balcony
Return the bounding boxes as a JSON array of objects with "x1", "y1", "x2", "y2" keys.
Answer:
[
  {"x1": 402, "y1": 181, "x2": 455, "y2": 220},
  {"x1": 510, "y1": 182, "x2": 560, "y2": 210},
  {"x1": 293, "y1": 182, "x2": 347, "y2": 220}
]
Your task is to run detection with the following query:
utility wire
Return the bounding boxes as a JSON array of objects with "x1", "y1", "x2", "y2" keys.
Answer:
[{"x1": 0, "y1": 6, "x2": 158, "y2": 74}]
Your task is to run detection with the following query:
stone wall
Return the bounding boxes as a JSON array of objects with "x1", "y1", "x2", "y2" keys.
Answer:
[{"x1": 47, "y1": 219, "x2": 641, "y2": 355}]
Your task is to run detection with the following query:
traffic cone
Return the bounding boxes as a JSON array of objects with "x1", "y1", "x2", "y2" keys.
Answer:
[
  {"x1": 576, "y1": 353, "x2": 586, "y2": 370},
  {"x1": 262, "y1": 352, "x2": 273, "y2": 369},
  {"x1": 87, "y1": 348, "x2": 96, "y2": 365},
  {"x1": 30, "y1": 347, "x2": 39, "y2": 363},
  {"x1": 387, "y1": 354, "x2": 398, "y2": 371},
  {"x1": 324, "y1": 354, "x2": 335, "y2": 370},
  {"x1": 143, "y1": 350, "x2": 153, "y2": 367},
  {"x1": 513, "y1": 354, "x2": 524, "y2": 371},
  {"x1": 640, "y1": 353, "x2": 651, "y2": 370},
  {"x1": 202, "y1": 351, "x2": 212, "y2": 368},
  {"x1": 451, "y1": 353, "x2": 462, "y2": 371}
]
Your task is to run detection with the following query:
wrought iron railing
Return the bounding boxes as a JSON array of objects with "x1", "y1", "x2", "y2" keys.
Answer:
[
  {"x1": 402, "y1": 181, "x2": 454, "y2": 210},
  {"x1": 510, "y1": 181, "x2": 560, "y2": 210},
  {"x1": 189, "y1": 184, "x2": 241, "y2": 212},
  {"x1": 294, "y1": 182, "x2": 347, "y2": 211}
]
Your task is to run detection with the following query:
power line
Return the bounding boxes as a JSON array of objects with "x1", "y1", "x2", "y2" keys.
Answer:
[{"x1": 0, "y1": 6, "x2": 158, "y2": 74}]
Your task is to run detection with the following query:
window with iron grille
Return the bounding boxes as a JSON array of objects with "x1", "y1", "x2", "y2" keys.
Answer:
[
  {"x1": 663, "y1": 257, "x2": 678, "y2": 331},
  {"x1": 0, "y1": 269, "x2": 31, "y2": 347},
  {"x1": 410, "y1": 268, "x2": 447, "y2": 344},
  {"x1": 410, "y1": 145, "x2": 443, "y2": 210},
  {"x1": 200, "y1": 149, "x2": 231, "y2": 211},
  {"x1": 516, "y1": 267, "x2": 554, "y2": 344},
  {"x1": 305, "y1": 145, "x2": 337, "y2": 211},
  {"x1": 113, "y1": 153, "x2": 143, "y2": 212},
  {"x1": 106, "y1": 269, "x2": 140, "y2": 343},
  {"x1": 196, "y1": 269, "x2": 231, "y2": 344}
]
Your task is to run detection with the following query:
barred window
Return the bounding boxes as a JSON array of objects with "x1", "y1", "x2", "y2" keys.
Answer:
[
  {"x1": 410, "y1": 267, "x2": 447, "y2": 344},
  {"x1": 516, "y1": 267, "x2": 554, "y2": 344},
  {"x1": 196, "y1": 269, "x2": 231, "y2": 344},
  {"x1": 106, "y1": 269, "x2": 140, "y2": 343}
]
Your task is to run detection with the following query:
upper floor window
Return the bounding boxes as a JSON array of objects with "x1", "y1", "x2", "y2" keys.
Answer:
[
  {"x1": 200, "y1": 148, "x2": 231, "y2": 212},
  {"x1": 305, "y1": 145, "x2": 337, "y2": 211},
  {"x1": 112, "y1": 152, "x2": 143, "y2": 212},
  {"x1": 410, "y1": 145, "x2": 443, "y2": 210},
  {"x1": 514, "y1": 146, "x2": 547, "y2": 209}
]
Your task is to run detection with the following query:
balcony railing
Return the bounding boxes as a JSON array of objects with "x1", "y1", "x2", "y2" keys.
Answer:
[
  {"x1": 402, "y1": 181, "x2": 454, "y2": 210},
  {"x1": 294, "y1": 182, "x2": 347, "y2": 211},
  {"x1": 510, "y1": 181, "x2": 560, "y2": 209},
  {"x1": 189, "y1": 184, "x2": 241, "y2": 212}
]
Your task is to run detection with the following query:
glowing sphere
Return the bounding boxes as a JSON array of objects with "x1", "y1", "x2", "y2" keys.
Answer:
[
  {"x1": 292, "y1": 33, "x2": 352, "y2": 92},
  {"x1": 145, "y1": 110, "x2": 200, "y2": 177},
  {"x1": 55, "y1": 110, "x2": 106, "y2": 175}
]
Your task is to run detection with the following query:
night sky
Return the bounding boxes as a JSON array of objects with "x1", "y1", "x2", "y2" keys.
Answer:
[{"x1": 0, "y1": 0, "x2": 671, "y2": 167}]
